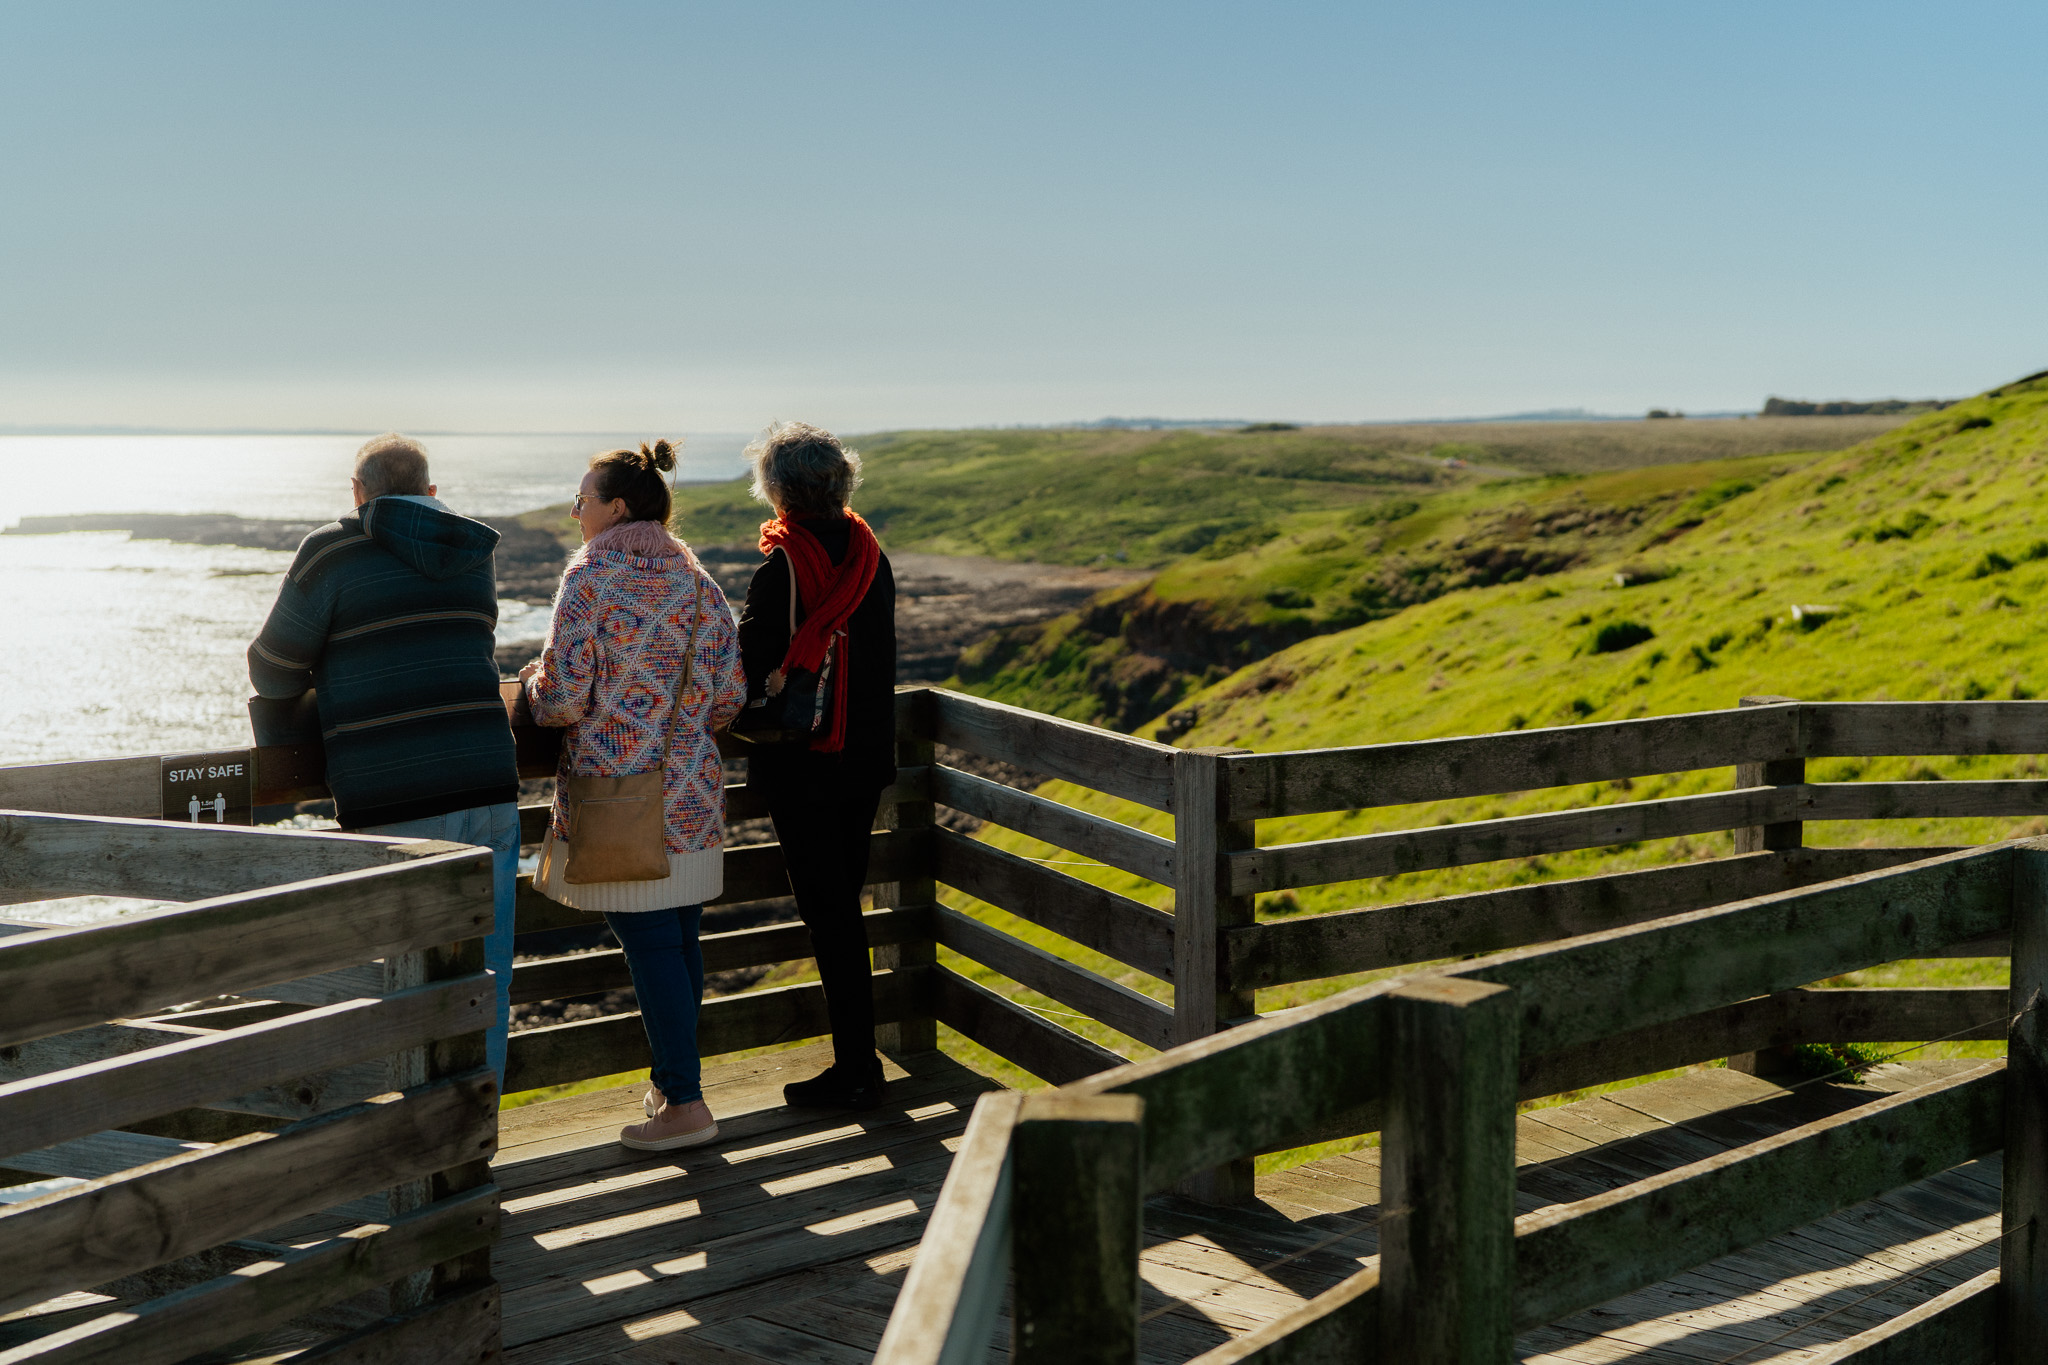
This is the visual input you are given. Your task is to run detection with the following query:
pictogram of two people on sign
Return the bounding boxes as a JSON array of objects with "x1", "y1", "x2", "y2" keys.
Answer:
[{"x1": 187, "y1": 793, "x2": 229, "y2": 823}]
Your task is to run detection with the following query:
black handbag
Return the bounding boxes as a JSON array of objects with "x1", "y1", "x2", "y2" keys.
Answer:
[{"x1": 729, "y1": 554, "x2": 837, "y2": 748}]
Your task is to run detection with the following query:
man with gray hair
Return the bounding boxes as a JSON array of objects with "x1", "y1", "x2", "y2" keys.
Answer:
[{"x1": 250, "y1": 433, "x2": 521, "y2": 1080}]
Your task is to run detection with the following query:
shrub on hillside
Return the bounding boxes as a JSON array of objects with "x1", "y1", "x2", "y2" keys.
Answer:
[
  {"x1": 1971, "y1": 550, "x2": 2015, "y2": 578},
  {"x1": 1690, "y1": 479, "x2": 1755, "y2": 513},
  {"x1": 1859, "y1": 509, "x2": 1935, "y2": 542},
  {"x1": 1346, "y1": 498, "x2": 1421, "y2": 527},
  {"x1": 1199, "y1": 525, "x2": 1282, "y2": 559},
  {"x1": 1589, "y1": 620, "x2": 1655, "y2": 653}
]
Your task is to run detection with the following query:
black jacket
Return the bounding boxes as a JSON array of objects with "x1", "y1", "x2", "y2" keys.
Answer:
[{"x1": 737, "y1": 514, "x2": 898, "y2": 800}]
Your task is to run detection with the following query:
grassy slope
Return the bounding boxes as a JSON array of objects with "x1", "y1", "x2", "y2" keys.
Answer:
[
  {"x1": 662, "y1": 426, "x2": 1466, "y2": 566},
  {"x1": 631, "y1": 415, "x2": 1903, "y2": 564},
  {"x1": 954, "y1": 451, "x2": 1823, "y2": 726},
  {"x1": 938, "y1": 376, "x2": 2047, "y2": 1100}
]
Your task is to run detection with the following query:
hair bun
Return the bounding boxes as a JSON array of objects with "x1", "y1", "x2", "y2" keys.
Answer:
[{"x1": 640, "y1": 438, "x2": 678, "y2": 474}]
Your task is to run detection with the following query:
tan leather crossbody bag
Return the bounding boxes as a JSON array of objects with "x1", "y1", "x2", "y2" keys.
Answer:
[{"x1": 547, "y1": 581, "x2": 704, "y2": 885}]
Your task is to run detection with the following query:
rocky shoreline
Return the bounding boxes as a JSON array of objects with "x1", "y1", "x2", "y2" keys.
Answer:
[{"x1": 5, "y1": 511, "x2": 1142, "y2": 685}]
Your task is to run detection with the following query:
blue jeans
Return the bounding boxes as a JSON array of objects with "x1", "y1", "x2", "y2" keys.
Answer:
[
  {"x1": 604, "y1": 906, "x2": 706, "y2": 1104},
  {"x1": 363, "y1": 801, "x2": 521, "y2": 1083}
]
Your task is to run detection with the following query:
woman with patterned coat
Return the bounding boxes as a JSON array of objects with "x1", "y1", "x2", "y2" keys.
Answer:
[{"x1": 522, "y1": 440, "x2": 746, "y2": 1150}]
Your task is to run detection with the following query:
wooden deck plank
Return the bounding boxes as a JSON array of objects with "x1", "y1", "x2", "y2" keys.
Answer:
[
  {"x1": 489, "y1": 1051, "x2": 2004, "y2": 1365},
  {"x1": 692, "y1": 1313, "x2": 879, "y2": 1365},
  {"x1": 1508, "y1": 1079, "x2": 2003, "y2": 1363},
  {"x1": 499, "y1": 1157, "x2": 956, "y2": 1339},
  {"x1": 501, "y1": 1094, "x2": 976, "y2": 1247}
]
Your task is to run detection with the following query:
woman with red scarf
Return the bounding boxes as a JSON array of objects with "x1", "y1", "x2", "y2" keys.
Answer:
[{"x1": 736, "y1": 422, "x2": 898, "y2": 1109}]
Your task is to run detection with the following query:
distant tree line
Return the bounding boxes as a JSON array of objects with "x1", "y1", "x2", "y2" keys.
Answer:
[{"x1": 1762, "y1": 396, "x2": 1952, "y2": 417}]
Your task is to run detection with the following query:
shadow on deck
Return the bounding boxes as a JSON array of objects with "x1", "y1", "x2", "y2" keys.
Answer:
[{"x1": 495, "y1": 1048, "x2": 1999, "y2": 1364}]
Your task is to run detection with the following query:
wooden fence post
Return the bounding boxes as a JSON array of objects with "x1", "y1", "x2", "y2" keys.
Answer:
[
  {"x1": 421, "y1": 931, "x2": 500, "y2": 1356},
  {"x1": 879, "y1": 687, "x2": 939, "y2": 1055},
  {"x1": 1381, "y1": 976, "x2": 1517, "y2": 1365},
  {"x1": 1733, "y1": 693, "x2": 1803, "y2": 854},
  {"x1": 1012, "y1": 1092, "x2": 1144, "y2": 1365},
  {"x1": 1730, "y1": 693, "x2": 1804, "y2": 1078},
  {"x1": 1171, "y1": 745, "x2": 1257, "y2": 1204},
  {"x1": 2004, "y1": 842, "x2": 2048, "y2": 1360},
  {"x1": 381, "y1": 950, "x2": 434, "y2": 1312}
]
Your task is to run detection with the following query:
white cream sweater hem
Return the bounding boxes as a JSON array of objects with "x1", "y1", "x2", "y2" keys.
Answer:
[{"x1": 534, "y1": 834, "x2": 724, "y2": 913}]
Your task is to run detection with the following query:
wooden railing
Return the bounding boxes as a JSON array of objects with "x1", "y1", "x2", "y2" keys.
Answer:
[
  {"x1": 878, "y1": 840, "x2": 2045, "y2": 1363},
  {"x1": 0, "y1": 812, "x2": 500, "y2": 1362},
  {"x1": 8, "y1": 688, "x2": 2048, "y2": 1356},
  {"x1": 3, "y1": 691, "x2": 2037, "y2": 1107}
]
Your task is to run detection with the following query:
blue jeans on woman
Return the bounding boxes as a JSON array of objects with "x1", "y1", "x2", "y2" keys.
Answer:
[{"x1": 604, "y1": 906, "x2": 706, "y2": 1104}]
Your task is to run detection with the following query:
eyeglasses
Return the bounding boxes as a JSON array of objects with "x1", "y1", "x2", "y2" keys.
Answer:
[{"x1": 571, "y1": 493, "x2": 604, "y2": 515}]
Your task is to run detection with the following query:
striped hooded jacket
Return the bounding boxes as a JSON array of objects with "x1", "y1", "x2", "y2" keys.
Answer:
[{"x1": 249, "y1": 496, "x2": 518, "y2": 829}]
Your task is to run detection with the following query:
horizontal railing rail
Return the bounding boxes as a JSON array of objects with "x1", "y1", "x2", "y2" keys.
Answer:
[
  {"x1": 929, "y1": 689, "x2": 1179, "y2": 813},
  {"x1": 1221, "y1": 845, "x2": 1976, "y2": 990},
  {"x1": 932, "y1": 829, "x2": 1175, "y2": 981},
  {"x1": 1221, "y1": 702, "x2": 1800, "y2": 820},
  {"x1": 1221, "y1": 697, "x2": 2048, "y2": 822}
]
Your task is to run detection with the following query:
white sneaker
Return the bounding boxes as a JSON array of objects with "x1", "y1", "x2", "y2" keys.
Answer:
[{"x1": 643, "y1": 1086, "x2": 664, "y2": 1118}]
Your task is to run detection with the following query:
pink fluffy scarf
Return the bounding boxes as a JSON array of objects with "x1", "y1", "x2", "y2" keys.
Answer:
[{"x1": 571, "y1": 519, "x2": 701, "y2": 572}]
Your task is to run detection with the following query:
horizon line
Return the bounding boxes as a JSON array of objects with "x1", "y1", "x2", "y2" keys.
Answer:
[{"x1": 0, "y1": 410, "x2": 1783, "y2": 439}]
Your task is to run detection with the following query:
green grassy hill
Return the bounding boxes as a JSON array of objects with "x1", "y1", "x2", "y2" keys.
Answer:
[
  {"x1": 955, "y1": 451, "x2": 1822, "y2": 727},
  {"x1": 1162, "y1": 373, "x2": 2048, "y2": 753},
  {"x1": 593, "y1": 414, "x2": 1905, "y2": 568},
  {"x1": 660, "y1": 425, "x2": 1473, "y2": 566},
  {"x1": 936, "y1": 373, "x2": 2047, "y2": 1094}
]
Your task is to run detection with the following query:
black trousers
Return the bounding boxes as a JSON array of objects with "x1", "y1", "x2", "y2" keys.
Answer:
[{"x1": 769, "y1": 788, "x2": 883, "y2": 1071}]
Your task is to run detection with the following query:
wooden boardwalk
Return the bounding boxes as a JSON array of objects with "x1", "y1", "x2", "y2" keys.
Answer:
[{"x1": 491, "y1": 1047, "x2": 1999, "y2": 1364}]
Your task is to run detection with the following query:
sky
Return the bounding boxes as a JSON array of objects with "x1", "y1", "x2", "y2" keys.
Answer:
[{"x1": 1, "y1": 2, "x2": 2043, "y2": 433}]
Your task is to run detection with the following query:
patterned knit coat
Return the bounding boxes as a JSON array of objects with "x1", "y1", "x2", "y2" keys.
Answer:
[{"x1": 526, "y1": 521, "x2": 745, "y2": 855}]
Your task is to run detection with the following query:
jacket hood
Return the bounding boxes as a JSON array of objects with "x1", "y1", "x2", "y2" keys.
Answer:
[{"x1": 347, "y1": 497, "x2": 500, "y2": 580}]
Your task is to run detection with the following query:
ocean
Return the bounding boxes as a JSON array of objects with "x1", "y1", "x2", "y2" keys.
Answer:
[{"x1": 0, "y1": 432, "x2": 749, "y2": 767}]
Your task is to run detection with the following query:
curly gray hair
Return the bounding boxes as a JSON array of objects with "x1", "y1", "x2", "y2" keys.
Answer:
[{"x1": 747, "y1": 421, "x2": 862, "y2": 515}]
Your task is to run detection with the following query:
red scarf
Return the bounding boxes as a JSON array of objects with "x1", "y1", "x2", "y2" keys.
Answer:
[{"x1": 758, "y1": 511, "x2": 881, "y2": 752}]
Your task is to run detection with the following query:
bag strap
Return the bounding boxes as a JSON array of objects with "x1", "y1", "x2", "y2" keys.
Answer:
[{"x1": 656, "y1": 576, "x2": 707, "y2": 767}]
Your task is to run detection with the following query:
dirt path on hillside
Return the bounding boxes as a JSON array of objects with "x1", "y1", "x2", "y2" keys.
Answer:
[{"x1": 888, "y1": 553, "x2": 1147, "y2": 680}]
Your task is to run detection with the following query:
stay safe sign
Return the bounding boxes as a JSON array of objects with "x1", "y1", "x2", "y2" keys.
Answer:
[{"x1": 161, "y1": 751, "x2": 254, "y2": 825}]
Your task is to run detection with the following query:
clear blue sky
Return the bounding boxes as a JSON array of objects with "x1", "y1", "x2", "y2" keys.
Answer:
[{"x1": 2, "y1": 3, "x2": 2042, "y2": 433}]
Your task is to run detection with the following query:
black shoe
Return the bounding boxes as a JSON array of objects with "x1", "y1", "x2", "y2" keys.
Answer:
[{"x1": 783, "y1": 1062, "x2": 887, "y2": 1111}]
